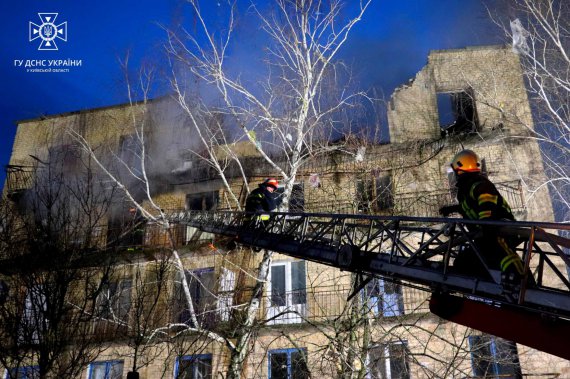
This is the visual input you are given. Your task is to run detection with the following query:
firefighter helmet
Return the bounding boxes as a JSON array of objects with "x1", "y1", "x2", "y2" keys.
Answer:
[
  {"x1": 450, "y1": 149, "x2": 481, "y2": 174},
  {"x1": 262, "y1": 178, "x2": 279, "y2": 189}
]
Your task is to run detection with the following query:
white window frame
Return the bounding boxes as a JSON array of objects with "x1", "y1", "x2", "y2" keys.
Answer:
[{"x1": 266, "y1": 261, "x2": 306, "y2": 325}]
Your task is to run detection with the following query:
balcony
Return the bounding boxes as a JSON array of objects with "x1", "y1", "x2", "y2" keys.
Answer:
[
  {"x1": 4, "y1": 165, "x2": 34, "y2": 199},
  {"x1": 394, "y1": 179, "x2": 525, "y2": 217}
]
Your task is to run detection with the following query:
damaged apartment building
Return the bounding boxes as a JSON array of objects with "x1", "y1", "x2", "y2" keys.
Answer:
[{"x1": 1, "y1": 45, "x2": 568, "y2": 378}]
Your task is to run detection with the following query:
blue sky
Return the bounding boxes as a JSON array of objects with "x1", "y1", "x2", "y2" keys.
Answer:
[{"x1": 0, "y1": 0, "x2": 503, "y2": 191}]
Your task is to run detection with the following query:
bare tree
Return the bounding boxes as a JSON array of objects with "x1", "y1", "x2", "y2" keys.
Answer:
[
  {"x1": 489, "y1": 0, "x2": 570, "y2": 220},
  {"x1": 0, "y1": 149, "x2": 118, "y2": 378}
]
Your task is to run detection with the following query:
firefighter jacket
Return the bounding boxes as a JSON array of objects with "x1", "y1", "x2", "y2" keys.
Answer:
[
  {"x1": 455, "y1": 172, "x2": 514, "y2": 222},
  {"x1": 455, "y1": 172, "x2": 523, "y2": 275},
  {"x1": 245, "y1": 185, "x2": 277, "y2": 220}
]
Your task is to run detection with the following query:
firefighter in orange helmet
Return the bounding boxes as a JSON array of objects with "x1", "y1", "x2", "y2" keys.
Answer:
[
  {"x1": 244, "y1": 178, "x2": 279, "y2": 224},
  {"x1": 439, "y1": 150, "x2": 525, "y2": 282}
]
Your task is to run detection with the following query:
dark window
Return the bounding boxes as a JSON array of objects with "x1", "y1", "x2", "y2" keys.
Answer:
[
  {"x1": 468, "y1": 335, "x2": 521, "y2": 379},
  {"x1": 271, "y1": 265, "x2": 286, "y2": 307},
  {"x1": 438, "y1": 89, "x2": 479, "y2": 136},
  {"x1": 175, "y1": 355, "x2": 212, "y2": 379},
  {"x1": 97, "y1": 279, "x2": 131, "y2": 322},
  {"x1": 186, "y1": 192, "x2": 219, "y2": 211},
  {"x1": 88, "y1": 360, "x2": 124, "y2": 379},
  {"x1": 364, "y1": 278, "x2": 404, "y2": 317},
  {"x1": 269, "y1": 349, "x2": 309, "y2": 379},
  {"x1": 19, "y1": 285, "x2": 47, "y2": 345},
  {"x1": 270, "y1": 262, "x2": 306, "y2": 307},
  {"x1": 268, "y1": 261, "x2": 307, "y2": 324},
  {"x1": 175, "y1": 268, "x2": 216, "y2": 328},
  {"x1": 7, "y1": 366, "x2": 39, "y2": 379},
  {"x1": 291, "y1": 261, "x2": 306, "y2": 305},
  {"x1": 368, "y1": 342, "x2": 410, "y2": 379},
  {"x1": 376, "y1": 175, "x2": 394, "y2": 210},
  {"x1": 274, "y1": 183, "x2": 305, "y2": 212},
  {"x1": 357, "y1": 173, "x2": 393, "y2": 213}
]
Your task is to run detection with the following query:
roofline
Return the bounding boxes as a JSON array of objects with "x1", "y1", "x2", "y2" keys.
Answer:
[
  {"x1": 16, "y1": 94, "x2": 171, "y2": 125},
  {"x1": 429, "y1": 44, "x2": 510, "y2": 55}
]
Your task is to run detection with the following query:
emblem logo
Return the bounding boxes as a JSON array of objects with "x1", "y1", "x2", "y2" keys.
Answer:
[{"x1": 29, "y1": 13, "x2": 67, "y2": 51}]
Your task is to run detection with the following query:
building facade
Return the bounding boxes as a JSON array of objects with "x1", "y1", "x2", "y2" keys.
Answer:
[{"x1": 2, "y1": 46, "x2": 569, "y2": 378}]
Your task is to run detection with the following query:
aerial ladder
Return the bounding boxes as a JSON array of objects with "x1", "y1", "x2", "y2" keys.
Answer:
[{"x1": 168, "y1": 210, "x2": 570, "y2": 360}]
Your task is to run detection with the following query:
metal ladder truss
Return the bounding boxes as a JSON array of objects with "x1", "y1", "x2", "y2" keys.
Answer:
[{"x1": 168, "y1": 210, "x2": 570, "y2": 319}]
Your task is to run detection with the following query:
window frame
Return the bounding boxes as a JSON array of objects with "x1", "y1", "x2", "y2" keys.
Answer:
[
  {"x1": 96, "y1": 278, "x2": 132, "y2": 322},
  {"x1": 88, "y1": 360, "x2": 124, "y2": 379},
  {"x1": 468, "y1": 335, "x2": 521, "y2": 378},
  {"x1": 268, "y1": 348, "x2": 309, "y2": 379},
  {"x1": 19, "y1": 284, "x2": 47, "y2": 345},
  {"x1": 437, "y1": 89, "x2": 480, "y2": 135},
  {"x1": 174, "y1": 268, "x2": 216, "y2": 328},
  {"x1": 363, "y1": 277, "x2": 405, "y2": 318},
  {"x1": 4, "y1": 365, "x2": 40, "y2": 379},
  {"x1": 266, "y1": 260, "x2": 307, "y2": 325},
  {"x1": 274, "y1": 183, "x2": 305, "y2": 212},
  {"x1": 356, "y1": 172, "x2": 393, "y2": 213},
  {"x1": 173, "y1": 354, "x2": 212, "y2": 379},
  {"x1": 367, "y1": 341, "x2": 410, "y2": 379}
]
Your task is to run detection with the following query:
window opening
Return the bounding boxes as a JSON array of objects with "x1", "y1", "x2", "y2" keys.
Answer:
[
  {"x1": 175, "y1": 268, "x2": 216, "y2": 328},
  {"x1": 175, "y1": 354, "x2": 212, "y2": 379},
  {"x1": 468, "y1": 335, "x2": 521, "y2": 379},
  {"x1": 274, "y1": 183, "x2": 305, "y2": 212},
  {"x1": 19, "y1": 285, "x2": 47, "y2": 345},
  {"x1": 117, "y1": 134, "x2": 143, "y2": 178},
  {"x1": 186, "y1": 192, "x2": 219, "y2": 211},
  {"x1": 88, "y1": 360, "x2": 124, "y2": 379},
  {"x1": 97, "y1": 279, "x2": 132, "y2": 322},
  {"x1": 437, "y1": 89, "x2": 479, "y2": 136},
  {"x1": 368, "y1": 342, "x2": 410, "y2": 379},
  {"x1": 267, "y1": 261, "x2": 307, "y2": 324},
  {"x1": 357, "y1": 173, "x2": 393, "y2": 213},
  {"x1": 48, "y1": 144, "x2": 81, "y2": 172},
  {"x1": 363, "y1": 278, "x2": 404, "y2": 317},
  {"x1": 6, "y1": 365, "x2": 39, "y2": 379},
  {"x1": 268, "y1": 348, "x2": 309, "y2": 379}
]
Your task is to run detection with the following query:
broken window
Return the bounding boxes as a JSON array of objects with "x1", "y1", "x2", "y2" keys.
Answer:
[
  {"x1": 186, "y1": 192, "x2": 219, "y2": 211},
  {"x1": 357, "y1": 172, "x2": 393, "y2": 213},
  {"x1": 93, "y1": 278, "x2": 131, "y2": 337},
  {"x1": 185, "y1": 192, "x2": 218, "y2": 242},
  {"x1": 368, "y1": 342, "x2": 410, "y2": 379},
  {"x1": 437, "y1": 89, "x2": 479, "y2": 136}
]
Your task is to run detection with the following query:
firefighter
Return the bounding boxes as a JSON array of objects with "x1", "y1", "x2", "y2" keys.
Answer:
[
  {"x1": 439, "y1": 149, "x2": 525, "y2": 283},
  {"x1": 244, "y1": 178, "x2": 279, "y2": 226}
]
